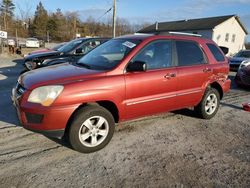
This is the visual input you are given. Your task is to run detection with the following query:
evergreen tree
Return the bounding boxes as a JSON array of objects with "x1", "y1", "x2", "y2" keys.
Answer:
[
  {"x1": 30, "y1": 1, "x2": 48, "y2": 39},
  {"x1": 0, "y1": 0, "x2": 15, "y2": 30}
]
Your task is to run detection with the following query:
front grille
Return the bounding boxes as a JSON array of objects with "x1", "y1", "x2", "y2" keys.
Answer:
[
  {"x1": 230, "y1": 64, "x2": 239, "y2": 69},
  {"x1": 25, "y1": 112, "x2": 44, "y2": 124}
]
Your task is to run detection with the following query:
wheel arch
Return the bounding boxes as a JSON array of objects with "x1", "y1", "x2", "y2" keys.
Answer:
[
  {"x1": 209, "y1": 81, "x2": 223, "y2": 100},
  {"x1": 64, "y1": 100, "x2": 120, "y2": 137}
]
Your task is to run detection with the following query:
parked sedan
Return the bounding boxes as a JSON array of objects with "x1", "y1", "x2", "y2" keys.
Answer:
[
  {"x1": 229, "y1": 50, "x2": 250, "y2": 71},
  {"x1": 26, "y1": 38, "x2": 40, "y2": 48},
  {"x1": 26, "y1": 42, "x2": 67, "y2": 56},
  {"x1": 22, "y1": 38, "x2": 109, "y2": 72},
  {"x1": 235, "y1": 60, "x2": 250, "y2": 88}
]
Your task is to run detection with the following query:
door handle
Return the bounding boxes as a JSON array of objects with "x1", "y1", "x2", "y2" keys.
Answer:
[
  {"x1": 203, "y1": 68, "x2": 212, "y2": 73},
  {"x1": 164, "y1": 73, "x2": 176, "y2": 79}
]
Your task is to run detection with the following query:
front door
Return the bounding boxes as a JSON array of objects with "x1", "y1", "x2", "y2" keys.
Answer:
[{"x1": 124, "y1": 40, "x2": 178, "y2": 120}]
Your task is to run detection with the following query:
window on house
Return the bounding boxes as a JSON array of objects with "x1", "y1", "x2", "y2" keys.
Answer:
[
  {"x1": 232, "y1": 34, "x2": 236, "y2": 43},
  {"x1": 225, "y1": 33, "x2": 229, "y2": 42}
]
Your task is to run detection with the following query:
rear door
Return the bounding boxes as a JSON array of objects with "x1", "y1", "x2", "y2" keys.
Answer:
[
  {"x1": 124, "y1": 40, "x2": 178, "y2": 119},
  {"x1": 174, "y1": 40, "x2": 211, "y2": 108}
]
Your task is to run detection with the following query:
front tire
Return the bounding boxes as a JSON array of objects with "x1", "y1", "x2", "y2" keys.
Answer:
[
  {"x1": 69, "y1": 105, "x2": 115, "y2": 153},
  {"x1": 195, "y1": 88, "x2": 220, "y2": 119}
]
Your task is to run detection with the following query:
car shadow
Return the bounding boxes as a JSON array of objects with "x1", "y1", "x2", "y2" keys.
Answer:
[
  {"x1": 220, "y1": 102, "x2": 243, "y2": 110},
  {"x1": 45, "y1": 136, "x2": 74, "y2": 150},
  {"x1": 172, "y1": 108, "x2": 198, "y2": 118},
  {"x1": 0, "y1": 57, "x2": 24, "y2": 126}
]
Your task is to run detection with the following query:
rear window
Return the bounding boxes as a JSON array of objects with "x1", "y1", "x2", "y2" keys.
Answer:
[{"x1": 207, "y1": 43, "x2": 225, "y2": 62}]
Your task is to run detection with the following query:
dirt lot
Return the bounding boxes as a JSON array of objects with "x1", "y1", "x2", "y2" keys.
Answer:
[{"x1": 0, "y1": 56, "x2": 249, "y2": 188}]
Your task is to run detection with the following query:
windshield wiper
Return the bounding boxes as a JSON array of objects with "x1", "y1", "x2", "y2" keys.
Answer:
[{"x1": 76, "y1": 62, "x2": 91, "y2": 69}]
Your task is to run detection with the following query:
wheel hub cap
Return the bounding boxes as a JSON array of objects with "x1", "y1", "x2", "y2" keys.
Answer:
[{"x1": 78, "y1": 116, "x2": 109, "y2": 147}]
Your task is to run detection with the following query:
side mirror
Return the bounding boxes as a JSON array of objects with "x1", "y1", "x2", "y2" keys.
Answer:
[
  {"x1": 219, "y1": 46, "x2": 229, "y2": 55},
  {"x1": 127, "y1": 61, "x2": 147, "y2": 72},
  {"x1": 75, "y1": 48, "x2": 83, "y2": 54}
]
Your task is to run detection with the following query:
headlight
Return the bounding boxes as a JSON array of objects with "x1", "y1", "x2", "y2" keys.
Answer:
[
  {"x1": 28, "y1": 85, "x2": 64, "y2": 106},
  {"x1": 25, "y1": 61, "x2": 37, "y2": 70},
  {"x1": 239, "y1": 60, "x2": 250, "y2": 70}
]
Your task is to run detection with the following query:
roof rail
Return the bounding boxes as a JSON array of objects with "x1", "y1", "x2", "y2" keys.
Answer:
[{"x1": 168, "y1": 31, "x2": 202, "y2": 37}]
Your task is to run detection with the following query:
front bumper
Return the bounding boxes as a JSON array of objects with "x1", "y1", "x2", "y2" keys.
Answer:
[
  {"x1": 229, "y1": 63, "x2": 240, "y2": 71},
  {"x1": 12, "y1": 87, "x2": 78, "y2": 139}
]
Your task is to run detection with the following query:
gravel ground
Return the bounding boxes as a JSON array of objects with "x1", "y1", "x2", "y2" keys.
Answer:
[{"x1": 0, "y1": 56, "x2": 249, "y2": 188}]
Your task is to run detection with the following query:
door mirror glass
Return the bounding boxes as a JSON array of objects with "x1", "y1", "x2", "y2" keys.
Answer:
[{"x1": 127, "y1": 61, "x2": 147, "y2": 72}]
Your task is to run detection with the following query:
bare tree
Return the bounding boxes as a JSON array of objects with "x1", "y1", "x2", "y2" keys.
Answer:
[{"x1": 15, "y1": 0, "x2": 33, "y2": 28}]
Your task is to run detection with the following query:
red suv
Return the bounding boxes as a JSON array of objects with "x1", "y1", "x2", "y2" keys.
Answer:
[{"x1": 12, "y1": 33, "x2": 231, "y2": 153}]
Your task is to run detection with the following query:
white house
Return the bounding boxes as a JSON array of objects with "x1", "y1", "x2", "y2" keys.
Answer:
[{"x1": 138, "y1": 15, "x2": 248, "y2": 55}]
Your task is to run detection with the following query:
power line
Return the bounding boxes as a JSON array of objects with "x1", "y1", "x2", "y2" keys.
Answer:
[{"x1": 96, "y1": 6, "x2": 113, "y2": 21}]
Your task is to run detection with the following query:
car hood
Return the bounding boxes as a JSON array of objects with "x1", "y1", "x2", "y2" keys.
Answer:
[
  {"x1": 229, "y1": 57, "x2": 250, "y2": 62},
  {"x1": 29, "y1": 49, "x2": 53, "y2": 55},
  {"x1": 24, "y1": 50, "x2": 61, "y2": 60},
  {"x1": 20, "y1": 63, "x2": 106, "y2": 90}
]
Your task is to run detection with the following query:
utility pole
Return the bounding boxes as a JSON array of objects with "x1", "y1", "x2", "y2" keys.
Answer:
[
  {"x1": 16, "y1": 28, "x2": 18, "y2": 47},
  {"x1": 112, "y1": 0, "x2": 116, "y2": 38},
  {"x1": 0, "y1": 25, "x2": 2, "y2": 54}
]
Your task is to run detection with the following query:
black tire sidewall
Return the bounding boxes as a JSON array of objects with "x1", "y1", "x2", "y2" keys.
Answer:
[{"x1": 69, "y1": 106, "x2": 115, "y2": 153}]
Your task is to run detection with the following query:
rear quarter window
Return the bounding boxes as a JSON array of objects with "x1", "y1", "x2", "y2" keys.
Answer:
[
  {"x1": 175, "y1": 40, "x2": 206, "y2": 66},
  {"x1": 207, "y1": 43, "x2": 225, "y2": 62}
]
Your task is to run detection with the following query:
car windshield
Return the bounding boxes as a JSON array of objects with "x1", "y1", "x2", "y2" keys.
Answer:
[
  {"x1": 52, "y1": 43, "x2": 66, "y2": 51},
  {"x1": 77, "y1": 39, "x2": 141, "y2": 70},
  {"x1": 58, "y1": 39, "x2": 85, "y2": 53},
  {"x1": 27, "y1": 38, "x2": 38, "y2": 41},
  {"x1": 234, "y1": 51, "x2": 250, "y2": 58}
]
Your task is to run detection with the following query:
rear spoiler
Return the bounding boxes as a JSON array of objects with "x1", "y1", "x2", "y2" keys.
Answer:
[{"x1": 219, "y1": 46, "x2": 229, "y2": 55}]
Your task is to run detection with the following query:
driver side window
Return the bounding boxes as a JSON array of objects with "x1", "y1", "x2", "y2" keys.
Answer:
[{"x1": 131, "y1": 40, "x2": 173, "y2": 70}]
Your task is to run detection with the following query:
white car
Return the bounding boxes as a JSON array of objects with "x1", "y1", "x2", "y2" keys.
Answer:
[{"x1": 26, "y1": 38, "x2": 40, "y2": 48}]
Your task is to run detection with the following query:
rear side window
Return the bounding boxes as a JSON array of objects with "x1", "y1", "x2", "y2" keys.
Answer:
[
  {"x1": 176, "y1": 41, "x2": 206, "y2": 66},
  {"x1": 207, "y1": 43, "x2": 225, "y2": 62}
]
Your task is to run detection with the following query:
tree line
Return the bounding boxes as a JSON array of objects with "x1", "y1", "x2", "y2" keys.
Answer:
[{"x1": 0, "y1": 0, "x2": 150, "y2": 42}]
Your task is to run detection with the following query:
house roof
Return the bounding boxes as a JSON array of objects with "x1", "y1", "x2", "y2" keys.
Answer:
[{"x1": 138, "y1": 15, "x2": 248, "y2": 34}]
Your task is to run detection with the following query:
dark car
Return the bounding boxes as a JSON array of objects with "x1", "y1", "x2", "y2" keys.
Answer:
[
  {"x1": 235, "y1": 61, "x2": 250, "y2": 88},
  {"x1": 22, "y1": 38, "x2": 109, "y2": 72},
  {"x1": 229, "y1": 50, "x2": 250, "y2": 71}
]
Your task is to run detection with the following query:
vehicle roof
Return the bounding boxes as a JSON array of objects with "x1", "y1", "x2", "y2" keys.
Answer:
[{"x1": 116, "y1": 33, "x2": 213, "y2": 43}]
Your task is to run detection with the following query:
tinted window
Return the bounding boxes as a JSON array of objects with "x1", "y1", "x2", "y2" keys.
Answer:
[
  {"x1": 58, "y1": 38, "x2": 85, "y2": 53},
  {"x1": 207, "y1": 43, "x2": 225, "y2": 62},
  {"x1": 176, "y1": 41, "x2": 205, "y2": 66},
  {"x1": 131, "y1": 40, "x2": 172, "y2": 70}
]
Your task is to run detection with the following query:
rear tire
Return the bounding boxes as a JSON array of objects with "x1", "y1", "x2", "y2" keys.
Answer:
[
  {"x1": 194, "y1": 88, "x2": 220, "y2": 119},
  {"x1": 68, "y1": 105, "x2": 115, "y2": 153}
]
